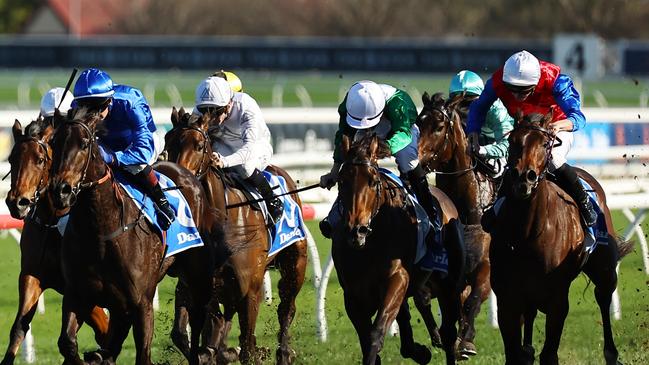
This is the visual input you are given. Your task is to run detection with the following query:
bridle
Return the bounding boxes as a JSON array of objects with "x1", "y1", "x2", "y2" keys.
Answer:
[
  {"x1": 174, "y1": 126, "x2": 211, "y2": 179},
  {"x1": 8, "y1": 136, "x2": 52, "y2": 209},
  {"x1": 421, "y1": 104, "x2": 476, "y2": 176},
  {"x1": 507, "y1": 123, "x2": 562, "y2": 191},
  {"x1": 339, "y1": 159, "x2": 389, "y2": 236},
  {"x1": 63, "y1": 120, "x2": 111, "y2": 202}
]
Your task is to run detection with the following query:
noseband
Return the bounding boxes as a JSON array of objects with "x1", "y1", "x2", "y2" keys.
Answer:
[
  {"x1": 63, "y1": 121, "x2": 111, "y2": 201},
  {"x1": 176, "y1": 126, "x2": 211, "y2": 179},
  {"x1": 13, "y1": 136, "x2": 52, "y2": 208},
  {"x1": 508, "y1": 124, "x2": 561, "y2": 190},
  {"x1": 341, "y1": 159, "x2": 384, "y2": 235}
]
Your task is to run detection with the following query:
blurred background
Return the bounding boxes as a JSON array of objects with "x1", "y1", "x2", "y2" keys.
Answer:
[{"x1": 0, "y1": 1, "x2": 649, "y2": 364}]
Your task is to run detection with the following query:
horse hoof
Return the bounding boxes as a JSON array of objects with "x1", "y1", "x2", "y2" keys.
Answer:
[
  {"x1": 197, "y1": 347, "x2": 216, "y2": 365},
  {"x1": 459, "y1": 340, "x2": 477, "y2": 357},
  {"x1": 431, "y1": 330, "x2": 443, "y2": 348},
  {"x1": 217, "y1": 346, "x2": 240, "y2": 364},
  {"x1": 276, "y1": 346, "x2": 296, "y2": 365},
  {"x1": 83, "y1": 349, "x2": 112, "y2": 365},
  {"x1": 401, "y1": 342, "x2": 431, "y2": 365}
]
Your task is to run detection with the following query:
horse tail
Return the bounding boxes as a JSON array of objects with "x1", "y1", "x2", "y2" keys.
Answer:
[{"x1": 614, "y1": 235, "x2": 635, "y2": 261}]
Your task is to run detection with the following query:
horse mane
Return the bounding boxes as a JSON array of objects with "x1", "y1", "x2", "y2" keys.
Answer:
[
  {"x1": 24, "y1": 116, "x2": 51, "y2": 138},
  {"x1": 514, "y1": 112, "x2": 552, "y2": 130}
]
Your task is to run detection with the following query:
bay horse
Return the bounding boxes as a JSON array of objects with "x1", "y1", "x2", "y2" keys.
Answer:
[
  {"x1": 491, "y1": 112, "x2": 633, "y2": 365},
  {"x1": 164, "y1": 108, "x2": 308, "y2": 365},
  {"x1": 333, "y1": 133, "x2": 465, "y2": 365},
  {"x1": 416, "y1": 92, "x2": 494, "y2": 358},
  {"x1": 2, "y1": 118, "x2": 109, "y2": 365},
  {"x1": 48, "y1": 108, "x2": 224, "y2": 365}
]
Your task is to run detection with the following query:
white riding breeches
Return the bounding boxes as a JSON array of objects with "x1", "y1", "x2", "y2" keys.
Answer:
[
  {"x1": 213, "y1": 139, "x2": 272, "y2": 178},
  {"x1": 549, "y1": 130, "x2": 574, "y2": 171}
]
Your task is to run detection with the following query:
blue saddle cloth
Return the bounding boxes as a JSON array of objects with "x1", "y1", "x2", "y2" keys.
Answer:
[
  {"x1": 115, "y1": 171, "x2": 204, "y2": 258},
  {"x1": 378, "y1": 168, "x2": 447, "y2": 273},
  {"x1": 261, "y1": 171, "x2": 307, "y2": 257},
  {"x1": 580, "y1": 178, "x2": 609, "y2": 254}
]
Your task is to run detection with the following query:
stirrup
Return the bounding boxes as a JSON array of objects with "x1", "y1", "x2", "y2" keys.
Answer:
[{"x1": 267, "y1": 198, "x2": 284, "y2": 225}]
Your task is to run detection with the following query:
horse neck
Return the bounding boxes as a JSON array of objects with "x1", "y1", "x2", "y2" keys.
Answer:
[
  {"x1": 437, "y1": 122, "x2": 482, "y2": 223},
  {"x1": 74, "y1": 159, "x2": 122, "y2": 230},
  {"x1": 204, "y1": 169, "x2": 227, "y2": 211}
]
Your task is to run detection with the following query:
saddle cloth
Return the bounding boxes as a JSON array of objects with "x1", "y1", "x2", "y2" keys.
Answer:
[
  {"x1": 235, "y1": 170, "x2": 307, "y2": 257},
  {"x1": 115, "y1": 171, "x2": 204, "y2": 258},
  {"x1": 378, "y1": 168, "x2": 448, "y2": 273}
]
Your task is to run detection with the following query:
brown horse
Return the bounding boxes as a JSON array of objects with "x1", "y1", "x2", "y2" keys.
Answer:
[
  {"x1": 333, "y1": 133, "x2": 465, "y2": 365},
  {"x1": 48, "y1": 108, "x2": 224, "y2": 365},
  {"x1": 416, "y1": 92, "x2": 494, "y2": 358},
  {"x1": 164, "y1": 108, "x2": 308, "y2": 365},
  {"x1": 491, "y1": 112, "x2": 633, "y2": 365},
  {"x1": 2, "y1": 118, "x2": 109, "y2": 365}
]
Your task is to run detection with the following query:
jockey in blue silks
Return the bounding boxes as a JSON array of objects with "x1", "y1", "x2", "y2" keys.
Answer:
[{"x1": 72, "y1": 68, "x2": 176, "y2": 230}]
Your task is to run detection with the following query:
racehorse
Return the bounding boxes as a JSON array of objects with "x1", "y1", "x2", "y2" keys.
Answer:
[
  {"x1": 164, "y1": 108, "x2": 308, "y2": 365},
  {"x1": 333, "y1": 133, "x2": 464, "y2": 365},
  {"x1": 416, "y1": 92, "x2": 494, "y2": 358},
  {"x1": 48, "y1": 108, "x2": 224, "y2": 365},
  {"x1": 2, "y1": 118, "x2": 109, "y2": 365},
  {"x1": 491, "y1": 111, "x2": 633, "y2": 365}
]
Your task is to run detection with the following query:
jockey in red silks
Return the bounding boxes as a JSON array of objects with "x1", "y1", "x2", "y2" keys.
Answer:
[{"x1": 467, "y1": 50, "x2": 598, "y2": 228}]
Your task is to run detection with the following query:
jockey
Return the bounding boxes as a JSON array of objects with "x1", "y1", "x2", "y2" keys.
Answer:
[
  {"x1": 72, "y1": 68, "x2": 176, "y2": 230},
  {"x1": 193, "y1": 76, "x2": 284, "y2": 224},
  {"x1": 467, "y1": 50, "x2": 598, "y2": 227},
  {"x1": 40, "y1": 87, "x2": 74, "y2": 120},
  {"x1": 319, "y1": 80, "x2": 443, "y2": 252},
  {"x1": 449, "y1": 70, "x2": 514, "y2": 177},
  {"x1": 213, "y1": 70, "x2": 243, "y2": 92}
]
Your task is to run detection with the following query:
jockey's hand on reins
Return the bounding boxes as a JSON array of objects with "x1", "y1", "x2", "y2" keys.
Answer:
[{"x1": 210, "y1": 152, "x2": 224, "y2": 168}]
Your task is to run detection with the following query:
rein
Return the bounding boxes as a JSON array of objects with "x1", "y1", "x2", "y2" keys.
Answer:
[
  {"x1": 423, "y1": 105, "x2": 476, "y2": 176},
  {"x1": 507, "y1": 124, "x2": 561, "y2": 189}
]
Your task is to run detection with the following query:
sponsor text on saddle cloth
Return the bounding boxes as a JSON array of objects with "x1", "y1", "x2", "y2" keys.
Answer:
[
  {"x1": 242, "y1": 171, "x2": 307, "y2": 257},
  {"x1": 492, "y1": 177, "x2": 608, "y2": 255},
  {"x1": 115, "y1": 171, "x2": 204, "y2": 257},
  {"x1": 378, "y1": 168, "x2": 447, "y2": 273}
]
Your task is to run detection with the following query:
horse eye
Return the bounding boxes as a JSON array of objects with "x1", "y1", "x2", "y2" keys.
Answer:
[
  {"x1": 435, "y1": 124, "x2": 445, "y2": 132},
  {"x1": 196, "y1": 142, "x2": 205, "y2": 151},
  {"x1": 37, "y1": 157, "x2": 45, "y2": 165}
]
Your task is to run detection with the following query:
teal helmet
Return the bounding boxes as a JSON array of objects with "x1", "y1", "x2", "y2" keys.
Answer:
[{"x1": 449, "y1": 70, "x2": 484, "y2": 97}]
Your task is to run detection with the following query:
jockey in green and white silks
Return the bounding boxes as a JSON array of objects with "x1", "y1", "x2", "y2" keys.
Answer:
[
  {"x1": 319, "y1": 80, "x2": 443, "y2": 252},
  {"x1": 449, "y1": 70, "x2": 514, "y2": 177}
]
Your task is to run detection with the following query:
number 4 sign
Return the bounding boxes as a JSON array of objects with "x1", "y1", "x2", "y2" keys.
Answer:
[{"x1": 553, "y1": 34, "x2": 604, "y2": 80}]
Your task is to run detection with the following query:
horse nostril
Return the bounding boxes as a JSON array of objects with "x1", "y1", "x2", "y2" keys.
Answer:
[
  {"x1": 17, "y1": 198, "x2": 30, "y2": 207},
  {"x1": 357, "y1": 225, "x2": 372, "y2": 236},
  {"x1": 526, "y1": 170, "x2": 537, "y2": 183},
  {"x1": 58, "y1": 183, "x2": 72, "y2": 197}
]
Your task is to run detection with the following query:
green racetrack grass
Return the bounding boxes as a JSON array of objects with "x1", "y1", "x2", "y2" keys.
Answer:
[{"x1": 0, "y1": 213, "x2": 648, "y2": 364}]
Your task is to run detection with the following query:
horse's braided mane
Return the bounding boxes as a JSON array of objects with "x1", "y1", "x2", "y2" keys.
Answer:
[
  {"x1": 66, "y1": 107, "x2": 108, "y2": 136},
  {"x1": 24, "y1": 117, "x2": 50, "y2": 138}
]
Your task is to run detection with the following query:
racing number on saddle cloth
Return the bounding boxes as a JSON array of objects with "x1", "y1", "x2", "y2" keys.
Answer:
[{"x1": 158, "y1": 176, "x2": 191, "y2": 226}]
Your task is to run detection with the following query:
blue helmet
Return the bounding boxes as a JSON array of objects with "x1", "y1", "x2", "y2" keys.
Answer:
[
  {"x1": 449, "y1": 70, "x2": 484, "y2": 97},
  {"x1": 73, "y1": 68, "x2": 115, "y2": 100}
]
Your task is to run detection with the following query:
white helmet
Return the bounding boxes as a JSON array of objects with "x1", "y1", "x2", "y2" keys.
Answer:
[
  {"x1": 503, "y1": 50, "x2": 541, "y2": 87},
  {"x1": 40, "y1": 87, "x2": 74, "y2": 117},
  {"x1": 195, "y1": 76, "x2": 233, "y2": 107},
  {"x1": 345, "y1": 81, "x2": 386, "y2": 129}
]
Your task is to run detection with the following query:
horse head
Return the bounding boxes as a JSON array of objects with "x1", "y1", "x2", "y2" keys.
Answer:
[
  {"x1": 5, "y1": 117, "x2": 55, "y2": 219},
  {"x1": 416, "y1": 92, "x2": 464, "y2": 172},
  {"x1": 165, "y1": 107, "x2": 213, "y2": 177},
  {"x1": 506, "y1": 111, "x2": 555, "y2": 200},
  {"x1": 337, "y1": 133, "x2": 391, "y2": 249},
  {"x1": 49, "y1": 107, "x2": 106, "y2": 209}
]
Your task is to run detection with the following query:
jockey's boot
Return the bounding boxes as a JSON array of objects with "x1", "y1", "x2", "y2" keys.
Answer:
[
  {"x1": 408, "y1": 165, "x2": 443, "y2": 247},
  {"x1": 247, "y1": 169, "x2": 283, "y2": 225},
  {"x1": 554, "y1": 163, "x2": 598, "y2": 227},
  {"x1": 319, "y1": 218, "x2": 333, "y2": 239},
  {"x1": 135, "y1": 165, "x2": 175, "y2": 230}
]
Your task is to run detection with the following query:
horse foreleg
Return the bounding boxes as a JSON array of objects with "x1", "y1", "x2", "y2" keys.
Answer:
[
  {"x1": 458, "y1": 261, "x2": 491, "y2": 358},
  {"x1": 412, "y1": 293, "x2": 442, "y2": 349},
  {"x1": 171, "y1": 282, "x2": 192, "y2": 360},
  {"x1": 57, "y1": 294, "x2": 84, "y2": 365},
  {"x1": 397, "y1": 301, "x2": 431, "y2": 365},
  {"x1": 132, "y1": 300, "x2": 155, "y2": 365},
  {"x1": 87, "y1": 306, "x2": 110, "y2": 349},
  {"x1": 497, "y1": 297, "x2": 524, "y2": 365},
  {"x1": 367, "y1": 266, "x2": 409, "y2": 365},
  {"x1": 275, "y1": 243, "x2": 307, "y2": 365},
  {"x1": 522, "y1": 305, "x2": 537, "y2": 363},
  {"x1": 438, "y1": 287, "x2": 460, "y2": 365},
  {"x1": 237, "y1": 291, "x2": 262, "y2": 365},
  {"x1": 1, "y1": 274, "x2": 42, "y2": 365},
  {"x1": 343, "y1": 293, "x2": 374, "y2": 365},
  {"x1": 539, "y1": 292, "x2": 569, "y2": 365}
]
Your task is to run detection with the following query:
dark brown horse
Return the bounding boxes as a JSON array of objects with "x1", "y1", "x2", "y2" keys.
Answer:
[
  {"x1": 416, "y1": 92, "x2": 494, "y2": 358},
  {"x1": 48, "y1": 108, "x2": 224, "y2": 365},
  {"x1": 491, "y1": 112, "x2": 632, "y2": 365},
  {"x1": 2, "y1": 118, "x2": 109, "y2": 365},
  {"x1": 333, "y1": 133, "x2": 464, "y2": 365},
  {"x1": 164, "y1": 108, "x2": 308, "y2": 365}
]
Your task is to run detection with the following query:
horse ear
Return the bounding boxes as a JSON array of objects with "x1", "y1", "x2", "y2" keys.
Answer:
[
  {"x1": 52, "y1": 109, "x2": 66, "y2": 129},
  {"x1": 514, "y1": 110, "x2": 524, "y2": 127},
  {"x1": 341, "y1": 134, "x2": 351, "y2": 159},
  {"x1": 422, "y1": 92, "x2": 431, "y2": 106},
  {"x1": 542, "y1": 110, "x2": 554, "y2": 128},
  {"x1": 171, "y1": 107, "x2": 179, "y2": 127},
  {"x1": 179, "y1": 106, "x2": 186, "y2": 115},
  {"x1": 368, "y1": 134, "x2": 379, "y2": 160},
  {"x1": 12, "y1": 119, "x2": 22, "y2": 142},
  {"x1": 198, "y1": 112, "x2": 211, "y2": 131}
]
